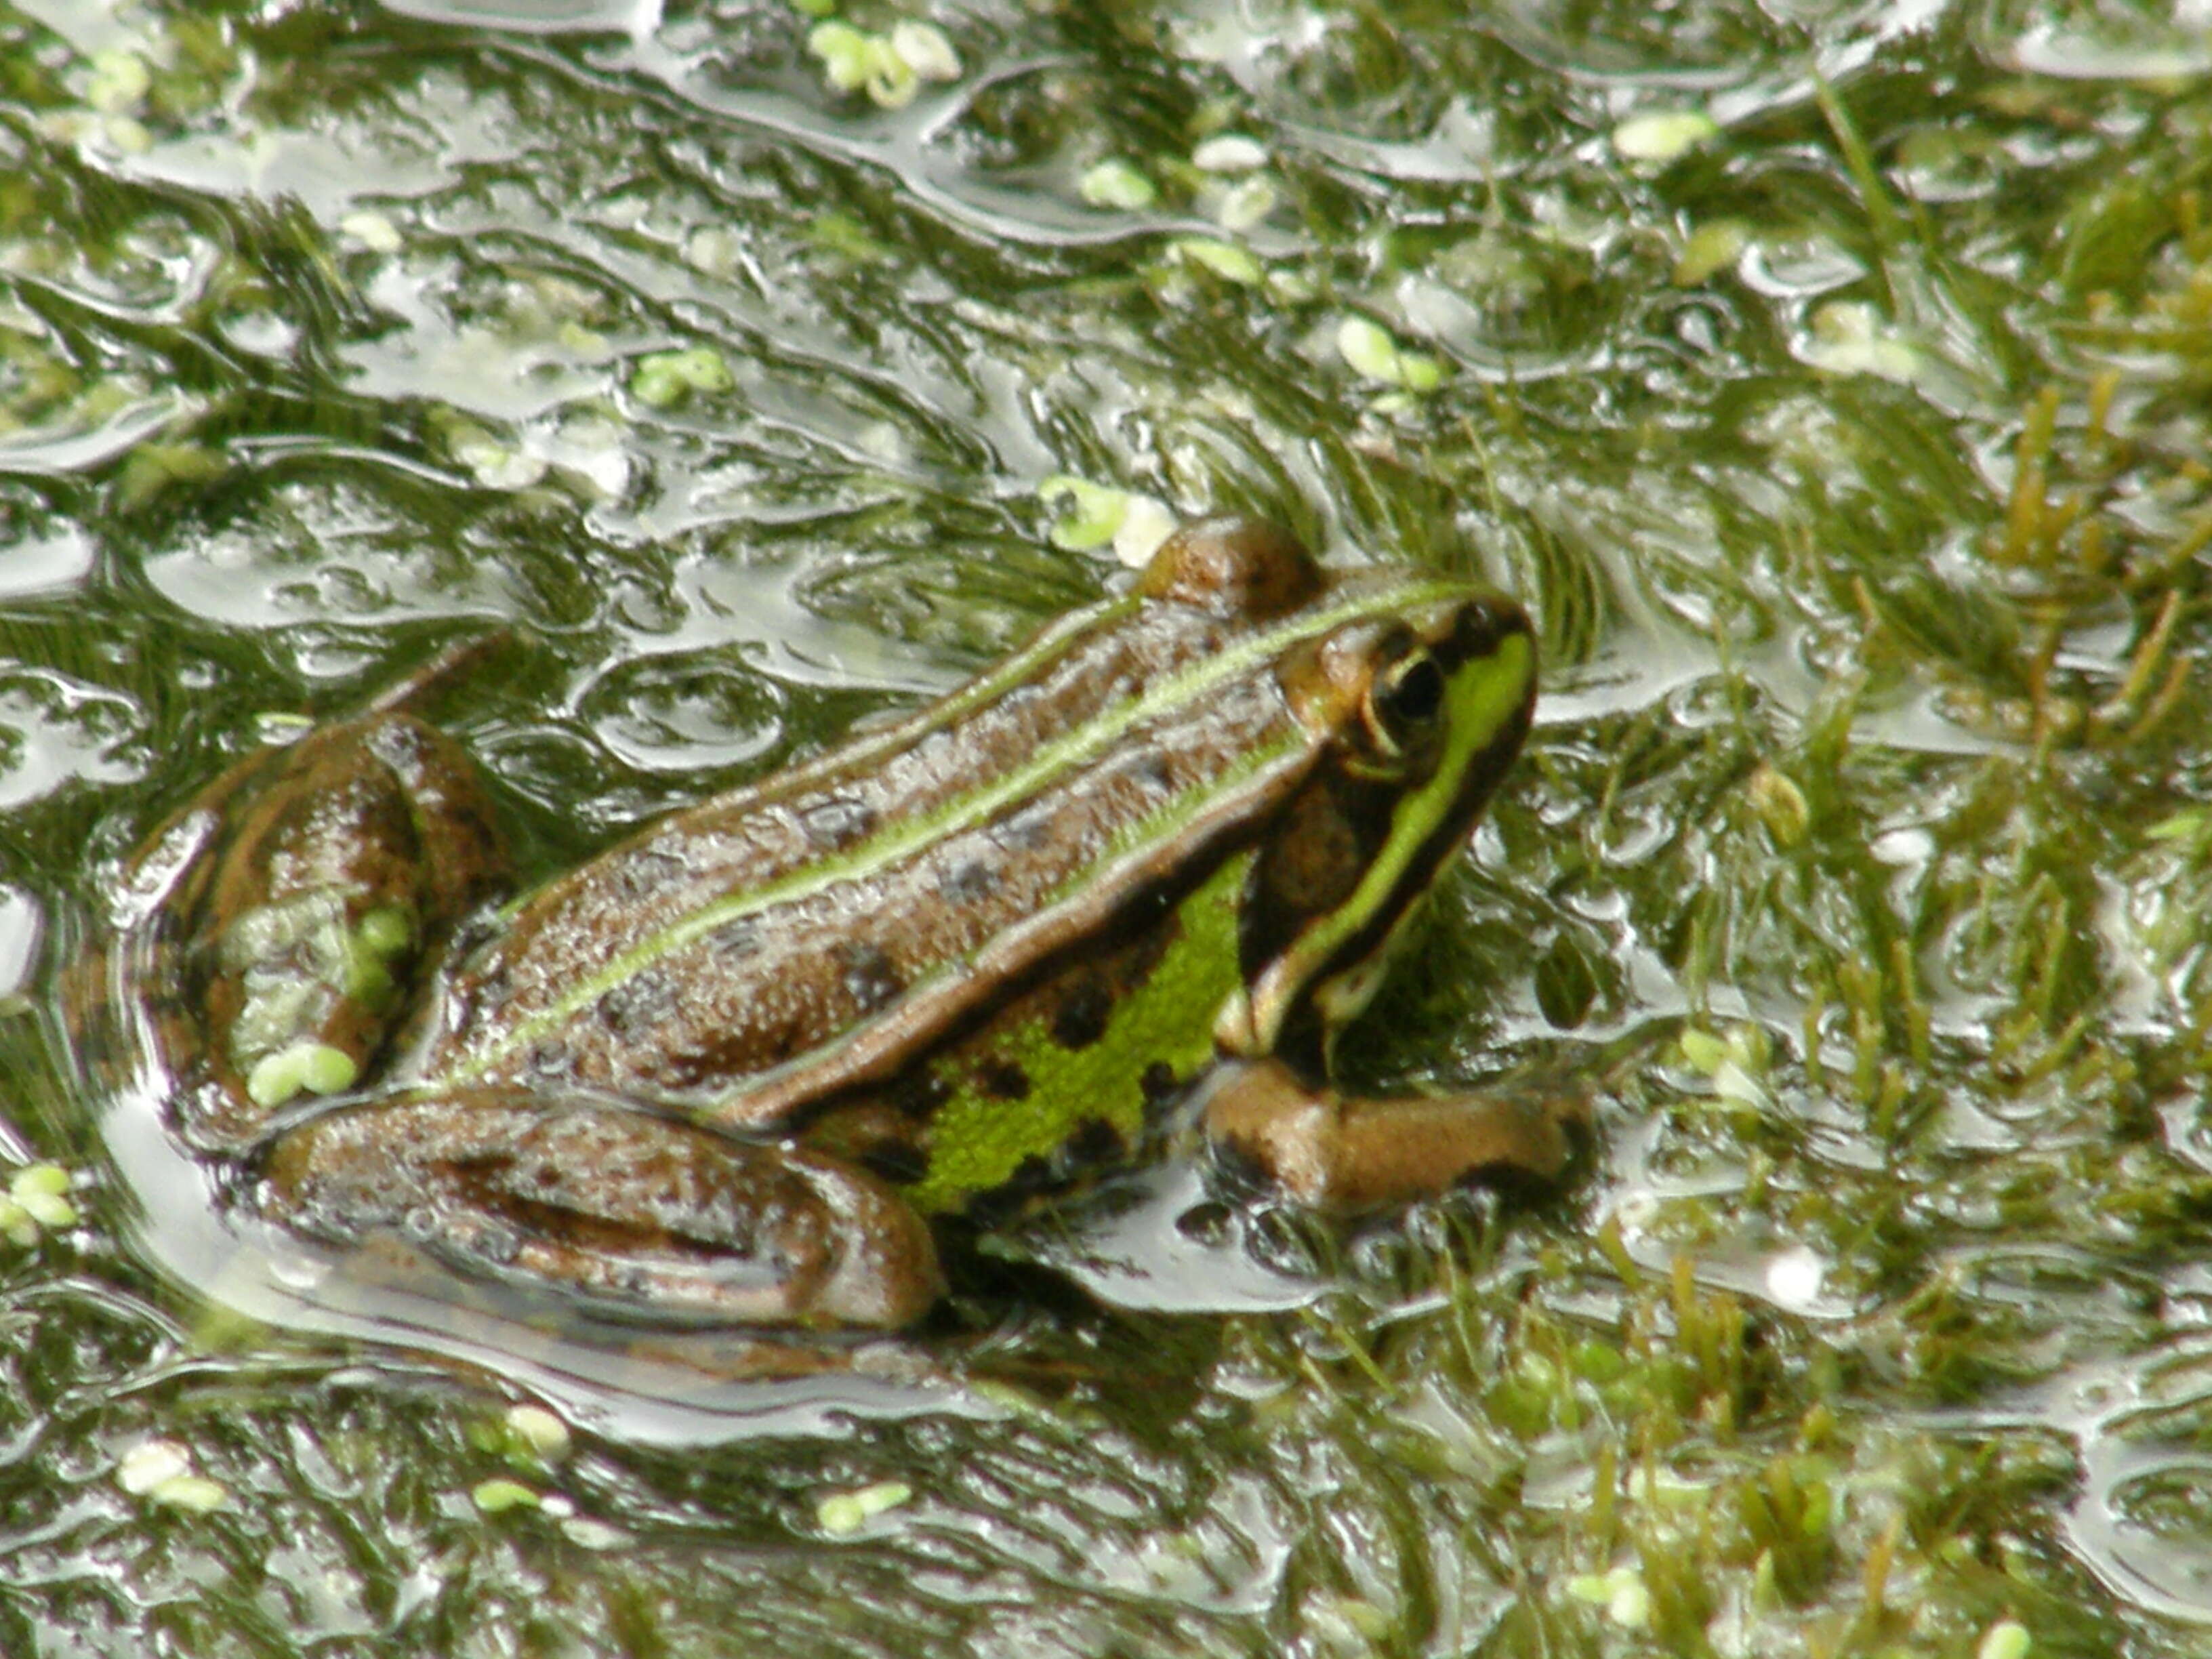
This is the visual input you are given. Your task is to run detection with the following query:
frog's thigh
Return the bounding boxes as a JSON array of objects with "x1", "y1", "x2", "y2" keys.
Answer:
[
  {"x1": 1202, "y1": 1058, "x2": 1588, "y2": 1210},
  {"x1": 260, "y1": 1092, "x2": 943, "y2": 1329}
]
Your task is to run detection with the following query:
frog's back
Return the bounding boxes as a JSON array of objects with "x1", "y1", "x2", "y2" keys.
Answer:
[{"x1": 417, "y1": 522, "x2": 1357, "y2": 1123}]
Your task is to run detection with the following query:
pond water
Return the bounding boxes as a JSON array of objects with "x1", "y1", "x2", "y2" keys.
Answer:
[{"x1": 4, "y1": 0, "x2": 2212, "y2": 1653}]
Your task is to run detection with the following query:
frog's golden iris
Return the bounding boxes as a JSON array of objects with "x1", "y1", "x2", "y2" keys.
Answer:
[{"x1": 104, "y1": 519, "x2": 1580, "y2": 1328}]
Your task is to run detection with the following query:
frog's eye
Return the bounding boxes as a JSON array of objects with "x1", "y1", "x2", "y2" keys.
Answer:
[{"x1": 1364, "y1": 651, "x2": 1446, "y2": 757}]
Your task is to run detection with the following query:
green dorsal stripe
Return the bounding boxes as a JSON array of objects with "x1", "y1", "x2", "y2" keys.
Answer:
[
  {"x1": 696, "y1": 726, "x2": 1315, "y2": 1130},
  {"x1": 449, "y1": 571, "x2": 1473, "y2": 1084}
]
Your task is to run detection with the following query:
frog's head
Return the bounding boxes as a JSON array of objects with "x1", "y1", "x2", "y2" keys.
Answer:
[{"x1": 1150, "y1": 518, "x2": 1537, "y2": 1073}]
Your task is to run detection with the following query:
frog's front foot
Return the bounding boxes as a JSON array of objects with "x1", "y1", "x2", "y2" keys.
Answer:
[
  {"x1": 258, "y1": 1091, "x2": 945, "y2": 1328},
  {"x1": 1202, "y1": 1058, "x2": 1590, "y2": 1210}
]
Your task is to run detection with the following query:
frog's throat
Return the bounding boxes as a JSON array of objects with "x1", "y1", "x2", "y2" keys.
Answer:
[{"x1": 441, "y1": 571, "x2": 1481, "y2": 1096}]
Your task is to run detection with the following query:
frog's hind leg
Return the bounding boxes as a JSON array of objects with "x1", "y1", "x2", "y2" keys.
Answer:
[
  {"x1": 258, "y1": 1090, "x2": 944, "y2": 1329},
  {"x1": 1201, "y1": 1057, "x2": 1589, "y2": 1211}
]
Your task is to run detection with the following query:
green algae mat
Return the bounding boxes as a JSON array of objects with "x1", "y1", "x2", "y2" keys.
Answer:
[{"x1": 3, "y1": 1, "x2": 2211, "y2": 1654}]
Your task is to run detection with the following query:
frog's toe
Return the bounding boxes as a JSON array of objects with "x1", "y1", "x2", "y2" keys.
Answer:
[{"x1": 258, "y1": 1091, "x2": 943, "y2": 1329}]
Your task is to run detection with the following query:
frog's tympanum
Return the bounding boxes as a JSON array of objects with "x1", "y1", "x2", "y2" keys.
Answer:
[{"x1": 110, "y1": 519, "x2": 1581, "y2": 1330}]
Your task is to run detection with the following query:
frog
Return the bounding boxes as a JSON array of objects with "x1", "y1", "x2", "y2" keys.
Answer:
[{"x1": 100, "y1": 516, "x2": 1582, "y2": 1331}]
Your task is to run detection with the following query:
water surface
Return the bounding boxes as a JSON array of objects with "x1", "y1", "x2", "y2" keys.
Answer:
[{"x1": 4, "y1": 1, "x2": 2211, "y2": 1653}]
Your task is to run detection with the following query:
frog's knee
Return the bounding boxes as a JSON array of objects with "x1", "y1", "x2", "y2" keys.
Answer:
[{"x1": 144, "y1": 709, "x2": 510, "y2": 1146}]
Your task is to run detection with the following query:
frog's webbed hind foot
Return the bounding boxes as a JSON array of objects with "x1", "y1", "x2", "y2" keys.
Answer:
[
  {"x1": 257, "y1": 1090, "x2": 943, "y2": 1329},
  {"x1": 1202, "y1": 1058, "x2": 1589, "y2": 1211}
]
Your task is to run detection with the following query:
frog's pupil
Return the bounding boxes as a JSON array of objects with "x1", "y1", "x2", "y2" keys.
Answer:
[{"x1": 1381, "y1": 655, "x2": 1445, "y2": 727}]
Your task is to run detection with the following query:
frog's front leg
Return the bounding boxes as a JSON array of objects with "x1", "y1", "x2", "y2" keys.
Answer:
[
  {"x1": 1201, "y1": 1059, "x2": 1589, "y2": 1210},
  {"x1": 257, "y1": 1091, "x2": 944, "y2": 1328}
]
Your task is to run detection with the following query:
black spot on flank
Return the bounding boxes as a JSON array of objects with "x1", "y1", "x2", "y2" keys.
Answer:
[
  {"x1": 1140, "y1": 1061, "x2": 1179, "y2": 1107},
  {"x1": 801, "y1": 796, "x2": 877, "y2": 849},
  {"x1": 1051, "y1": 980, "x2": 1111, "y2": 1050},
  {"x1": 1063, "y1": 1115, "x2": 1126, "y2": 1168},
  {"x1": 979, "y1": 1059, "x2": 1031, "y2": 1101},
  {"x1": 943, "y1": 859, "x2": 997, "y2": 904},
  {"x1": 836, "y1": 941, "x2": 905, "y2": 1014},
  {"x1": 888, "y1": 1071, "x2": 951, "y2": 1120},
  {"x1": 964, "y1": 1151, "x2": 1057, "y2": 1227},
  {"x1": 861, "y1": 1141, "x2": 929, "y2": 1185},
  {"x1": 1454, "y1": 598, "x2": 1505, "y2": 659}
]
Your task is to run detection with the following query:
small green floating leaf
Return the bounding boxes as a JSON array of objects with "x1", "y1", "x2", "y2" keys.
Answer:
[
  {"x1": 1565, "y1": 1565, "x2": 1650, "y2": 1627},
  {"x1": 1171, "y1": 237, "x2": 1262, "y2": 285},
  {"x1": 1080, "y1": 159, "x2": 1155, "y2": 211},
  {"x1": 505, "y1": 1404, "x2": 572, "y2": 1462},
  {"x1": 339, "y1": 210, "x2": 403, "y2": 254},
  {"x1": 889, "y1": 22, "x2": 960, "y2": 85},
  {"x1": 1191, "y1": 134, "x2": 1267, "y2": 173},
  {"x1": 0, "y1": 1196, "x2": 37, "y2": 1249},
  {"x1": 472, "y1": 1478, "x2": 541, "y2": 1514},
  {"x1": 561, "y1": 1515, "x2": 632, "y2": 1550},
  {"x1": 667, "y1": 348, "x2": 733, "y2": 392},
  {"x1": 632, "y1": 347, "x2": 733, "y2": 409},
  {"x1": 102, "y1": 114, "x2": 153, "y2": 155},
  {"x1": 816, "y1": 1479, "x2": 913, "y2": 1536},
  {"x1": 1212, "y1": 177, "x2": 1277, "y2": 232},
  {"x1": 1678, "y1": 1027, "x2": 1729, "y2": 1075},
  {"x1": 1674, "y1": 218, "x2": 1750, "y2": 285},
  {"x1": 13, "y1": 1163, "x2": 70, "y2": 1201},
  {"x1": 1613, "y1": 110, "x2": 1719, "y2": 163},
  {"x1": 1336, "y1": 316, "x2": 1445, "y2": 392},
  {"x1": 1395, "y1": 350, "x2": 1443, "y2": 392},
  {"x1": 1038, "y1": 475, "x2": 1129, "y2": 550},
  {"x1": 356, "y1": 907, "x2": 414, "y2": 958},
  {"x1": 1801, "y1": 301, "x2": 1921, "y2": 384},
  {"x1": 806, "y1": 22, "x2": 877, "y2": 94},
  {"x1": 245, "y1": 1046, "x2": 310, "y2": 1110},
  {"x1": 1113, "y1": 495, "x2": 1176, "y2": 569},
  {"x1": 300, "y1": 1044, "x2": 359, "y2": 1097},
  {"x1": 85, "y1": 49, "x2": 150, "y2": 114},
  {"x1": 1979, "y1": 1619, "x2": 2032, "y2": 1659},
  {"x1": 115, "y1": 442, "x2": 225, "y2": 512},
  {"x1": 12, "y1": 1165, "x2": 77, "y2": 1231},
  {"x1": 118, "y1": 1440, "x2": 192, "y2": 1496},
  {"x1": 150, "y1": 1474, "x2": 229, "y2": 1513}
]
